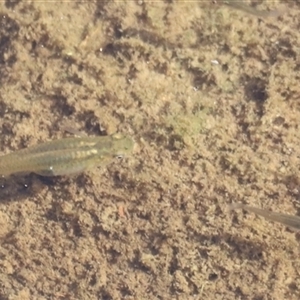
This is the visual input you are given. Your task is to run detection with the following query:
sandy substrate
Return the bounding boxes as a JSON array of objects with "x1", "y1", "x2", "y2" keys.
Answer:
[{"x1": 0, "y1": 1, "x2": 300, "y2": 299}]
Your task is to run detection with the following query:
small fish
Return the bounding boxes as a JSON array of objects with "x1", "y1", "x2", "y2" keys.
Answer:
[
  {"x1": 0, "y1": 133, "x2": 134, "y2": 177},
  {"x1": 223, "y1": 1, "x2": 286, "y2": 18},
  {"x1": 229, "y1": 203, "x2": 300, "y2": 230}
]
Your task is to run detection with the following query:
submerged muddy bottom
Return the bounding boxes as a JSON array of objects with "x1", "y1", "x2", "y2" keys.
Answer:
[{"x1": 0, "y1": 1, "x2": 299, "y2": 299}]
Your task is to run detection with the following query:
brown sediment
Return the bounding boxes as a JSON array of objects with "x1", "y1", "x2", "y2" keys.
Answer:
[{"x1": 0, "y1": 1, "x2": 299, "y2": 299}]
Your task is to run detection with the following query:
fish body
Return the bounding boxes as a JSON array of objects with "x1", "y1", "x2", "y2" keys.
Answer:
[
  {"x1": 223, "y1": 1, "x2": 286, "y2": 18},
  {"x1": 0, "y1": 133, "x2": 133, "y2": 177},
  {"x1": 229, "y1": 203, "x2": 300, "y2": 230}
]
